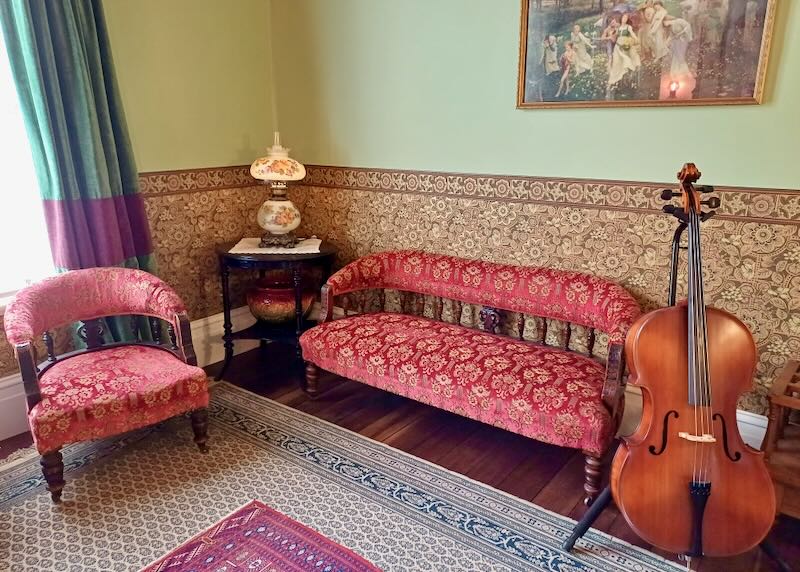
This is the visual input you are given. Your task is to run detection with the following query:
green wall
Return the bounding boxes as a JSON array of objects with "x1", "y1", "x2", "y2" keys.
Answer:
[
  {"x1": 104, "y1": 0, "x2": 275, "y2": 172},
  {"x1": 271, "y1": 0, "x2": 798, "y2": 189}
]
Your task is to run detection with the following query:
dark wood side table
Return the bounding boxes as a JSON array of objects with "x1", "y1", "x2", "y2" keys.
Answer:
[{"x1": 215, "y1": 241, "x2": 337, "y2": 381}]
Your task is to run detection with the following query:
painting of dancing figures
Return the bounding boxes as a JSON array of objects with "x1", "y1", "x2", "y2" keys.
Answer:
[{"x1": 518, "y1": 0, "x2": 776, "y2": 107}]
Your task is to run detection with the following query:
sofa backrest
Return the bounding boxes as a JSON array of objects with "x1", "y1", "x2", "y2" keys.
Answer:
[{"x1": 326, "y1": 250, "x2": 640, "y2": 344}]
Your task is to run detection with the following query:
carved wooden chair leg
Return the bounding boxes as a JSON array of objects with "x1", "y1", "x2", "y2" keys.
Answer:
[
  {"x1": 190, "y1": 408, "x2": 210, "y2": 453},
  {"x1": 304, "y1": 362, "x2": 320, "y2": 398},
  {"x1": 583, "y1": 452, "x2": 603, "y2": 506},
  {"x1": 40, "y1": 450, "x2": 65, "y2": 503}
]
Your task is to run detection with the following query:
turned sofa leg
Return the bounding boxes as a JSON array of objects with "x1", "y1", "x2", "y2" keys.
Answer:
[
  {"x1": 305, "y1": 362, "x2": 319, "y2": 398},
  {"x1": 190, "y1": 408, "x2": 210, "y2": 453},
  {"x1": 583, "y1": 453, "x2": 603, "y2": 506},
  {"x1": 40, "y1": 450, "x2": 65, "y2": 503}
]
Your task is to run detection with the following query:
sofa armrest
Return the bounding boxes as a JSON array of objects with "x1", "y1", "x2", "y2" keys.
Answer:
[
  {"x1": 325, "y1": 254, "x2": 389, "y2": 298},
  {"x1": 602, "y1": 342, "x2": 626, "y2": 423},
  {"x1": 319, "y1": 284, "x2": 335, "y2": 323}
]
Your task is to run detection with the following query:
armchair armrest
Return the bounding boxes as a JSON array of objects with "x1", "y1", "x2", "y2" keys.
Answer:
[
  {"x1": 173, "y1": 312, "x2": 198, "y2": 366},
  {"x1": 601, "y1": 342, "x2": 626, "y2": 424},
  {"x1": 15, "y1": 342, "x2": 42, "y2": 411}
]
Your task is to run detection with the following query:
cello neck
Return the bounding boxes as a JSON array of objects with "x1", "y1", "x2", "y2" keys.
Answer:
[
  {"x1": 676, "y1": 164, "x2": 714, "y2": 407},
  {"x1": 687, "y1": 206, "x2": 710, "y2": 406}
]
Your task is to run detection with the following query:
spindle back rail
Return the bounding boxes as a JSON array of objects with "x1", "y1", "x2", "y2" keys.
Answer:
[{"x1": 336, "y1": 288, "x2": 598, "y2": 354}]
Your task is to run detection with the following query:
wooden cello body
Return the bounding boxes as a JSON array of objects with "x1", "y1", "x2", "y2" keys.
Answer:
[{"x1": 611, "y1": 164, "x2": 776, "y2": 558}]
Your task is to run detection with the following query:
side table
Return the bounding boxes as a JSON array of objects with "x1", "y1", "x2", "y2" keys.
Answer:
[{"x1": 215, "y1": 241, "x2": 337, "y2": 381}]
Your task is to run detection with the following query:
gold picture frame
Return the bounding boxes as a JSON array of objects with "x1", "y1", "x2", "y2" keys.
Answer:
[{"x1": 517, "y1": 0, "x2": 777, "y2": 109}]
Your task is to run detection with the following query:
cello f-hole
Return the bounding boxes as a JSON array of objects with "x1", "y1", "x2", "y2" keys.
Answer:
[
  {"x1": 713, "y1": 413, "x2": 742, "y2": 462},
  {"x1": 648, "y1": 410, "x2": 679, "y2": 456}
]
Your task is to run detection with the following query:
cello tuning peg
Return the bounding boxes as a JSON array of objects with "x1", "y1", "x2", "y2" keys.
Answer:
[
  {"x1": 696, "y1": 185, "x2": 715, "y2": 194},
  {"x1": 663, "y1": 204, "x2": 689, "y2": 222},
  {"x1": 701, "y1": 210, "x2": 716, "y2": 222},
  {"x1": 660, "y1": 189, "x2": 680, "y2": 200},
  {"x1": 702, "y1": 197, "x2": 721, "y2": 209}
]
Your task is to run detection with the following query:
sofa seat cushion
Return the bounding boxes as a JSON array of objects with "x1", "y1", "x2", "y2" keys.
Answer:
[
  {"x1": 300, "y1": 313, "x2": 613, "y2": 455},
  {"x1": 30, "y1": 345, "x2": 209, "y2": 454}
]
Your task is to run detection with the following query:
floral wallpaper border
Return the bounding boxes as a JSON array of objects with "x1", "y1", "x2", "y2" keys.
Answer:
[
  {"x1": 138, "y1": 164, "x2": 800, "y2": 224},
  {"x1": 300, "y1": 165, "x2": 800, "y2": 225},
  {"x1": 139, "y1": 166, "x2": 255, "y2": 196}
]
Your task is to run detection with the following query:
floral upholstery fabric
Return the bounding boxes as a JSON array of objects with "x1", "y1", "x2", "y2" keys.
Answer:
[
  {"x1": 326, "y1": 251, "x2": 640, "y2": 345},
  {"x1": 301, "y1": 313, "x2": 614, "y2": 455},
  {"x1": 29, "y1": 345, "x2": 208, "y2": 454},
  {"x1": 4, "y1": 267, "x2": 187, "y2": 346}
]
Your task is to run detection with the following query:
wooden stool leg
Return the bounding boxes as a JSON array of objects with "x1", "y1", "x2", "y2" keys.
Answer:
[
  {"x1": 583, "y1": 453, "x2": 603, "y2": 506},
  {"x1": 40, "y1": 450, "x2": 65, "y2": 503},
  {"x1": 190, "y1": 408, "x2": 209, "y2": 453},
  {"x1": 305, "y1": 362, "x2": 319, "y2": 398}
]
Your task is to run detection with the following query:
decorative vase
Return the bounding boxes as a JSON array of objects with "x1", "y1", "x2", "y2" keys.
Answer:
[
  {"x1": 246, "y1": 270, "x2": 314, "y2": 324},
  {"x1": 256, "y1": 199, "x2": 301, "y2": 238}
]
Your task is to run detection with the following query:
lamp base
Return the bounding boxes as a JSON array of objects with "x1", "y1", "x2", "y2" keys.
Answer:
[{"x1": 259, "y1": 231, "x2": 298, "y2": 248}]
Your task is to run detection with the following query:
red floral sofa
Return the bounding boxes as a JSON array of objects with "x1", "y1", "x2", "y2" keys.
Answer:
[{"x1": 300, "y1": 250, "x2": 641, "y2": 504}]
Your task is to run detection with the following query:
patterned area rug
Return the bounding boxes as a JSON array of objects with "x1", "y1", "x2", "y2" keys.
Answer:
[
  {"x1": 0, "y1": 382, "x2": 684, "y2": 571},
  {"x1": 141, "y1": 500, "x2": 381, "y2": 572}
]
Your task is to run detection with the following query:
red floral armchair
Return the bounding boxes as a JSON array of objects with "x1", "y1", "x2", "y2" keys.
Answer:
[{"x1": 3, "y1": 267, "x2": 209, "y2": 502}]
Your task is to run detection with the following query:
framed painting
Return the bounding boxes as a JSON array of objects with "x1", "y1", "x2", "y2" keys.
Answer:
[{"x1": 517, "y1": 0, "x2": 777, "y2": 108}]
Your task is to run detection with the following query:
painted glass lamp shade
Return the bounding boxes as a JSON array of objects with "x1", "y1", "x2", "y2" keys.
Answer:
[{"x1": 250, "y1": 132, "x2": 307, "y2": 247}]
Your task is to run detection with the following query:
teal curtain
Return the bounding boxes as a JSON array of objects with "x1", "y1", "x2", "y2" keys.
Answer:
[{"x1": 0, "y1": 0, "x2": 156, "y2": 341}]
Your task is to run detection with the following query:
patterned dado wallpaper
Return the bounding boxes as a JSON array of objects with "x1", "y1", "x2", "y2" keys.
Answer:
[{"x1": 1, "y1": 164, "x2": 798, "y2": 416}]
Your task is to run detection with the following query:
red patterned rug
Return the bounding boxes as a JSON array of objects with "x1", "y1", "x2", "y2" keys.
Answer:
[{"x1": 140, "y1": 500, "x2": 382, "y2": 572}]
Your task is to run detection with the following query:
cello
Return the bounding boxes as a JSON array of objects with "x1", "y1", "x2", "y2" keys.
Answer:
[{"x1": 611, "y1": 164, "x2": 776, "y2": 558}]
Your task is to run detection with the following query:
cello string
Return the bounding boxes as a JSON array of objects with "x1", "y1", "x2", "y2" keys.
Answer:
[
  {"x1": 695, "y1": 207, "x2": 712, "y2": 482},
  {"x1": 697, "y1": 203, "x2": 715, "y2": 483},
  {"x1": 693, "y1": 203, "x2": 713, "y2": 482},
  {"x1": 693, "y1": 208, "x2": 706, "y2": 482},
  {"x1": 692, "y1": 208, "x2": 708, "y2": 482},
  {"x1": 692, "y1": 206, "x2": 709, "y2": 482},
  {"x1": 688, "y1": 206, "x2": 700, "y2": 483}
]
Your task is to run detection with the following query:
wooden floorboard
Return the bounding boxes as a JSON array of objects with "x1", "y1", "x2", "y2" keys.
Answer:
[
  {"x1": 2, "y1": 345, "x2": 797, "y2": 571},
  {"x1": 0, "y1": 431, "x2": 33, "y2": 462}
]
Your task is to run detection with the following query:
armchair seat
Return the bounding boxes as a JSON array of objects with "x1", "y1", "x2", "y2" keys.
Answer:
[{"x1": 31, "y1": 345, "x2": 209, "y2": 454}]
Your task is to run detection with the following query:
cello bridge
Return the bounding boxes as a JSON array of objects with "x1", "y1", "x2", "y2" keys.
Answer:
[{"x1": 678, "y1": 432, "x2": 716, "y2": 443}]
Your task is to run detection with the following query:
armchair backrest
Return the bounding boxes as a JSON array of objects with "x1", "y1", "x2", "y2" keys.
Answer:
[
  {"x1": 4, "y1": 267, "x2": 186, "y2": 346},
  {"x1": 326, "y1": 250, "x2": 640, "y2": 345}
]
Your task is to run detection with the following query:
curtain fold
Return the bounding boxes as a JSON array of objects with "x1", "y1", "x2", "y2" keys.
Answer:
[
  {"x1": 1, "y1": 0, "x2": 156, "y2": 342},
  {"x1": 0, "y1": 0, "x2": 154, "y2": 274}
]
